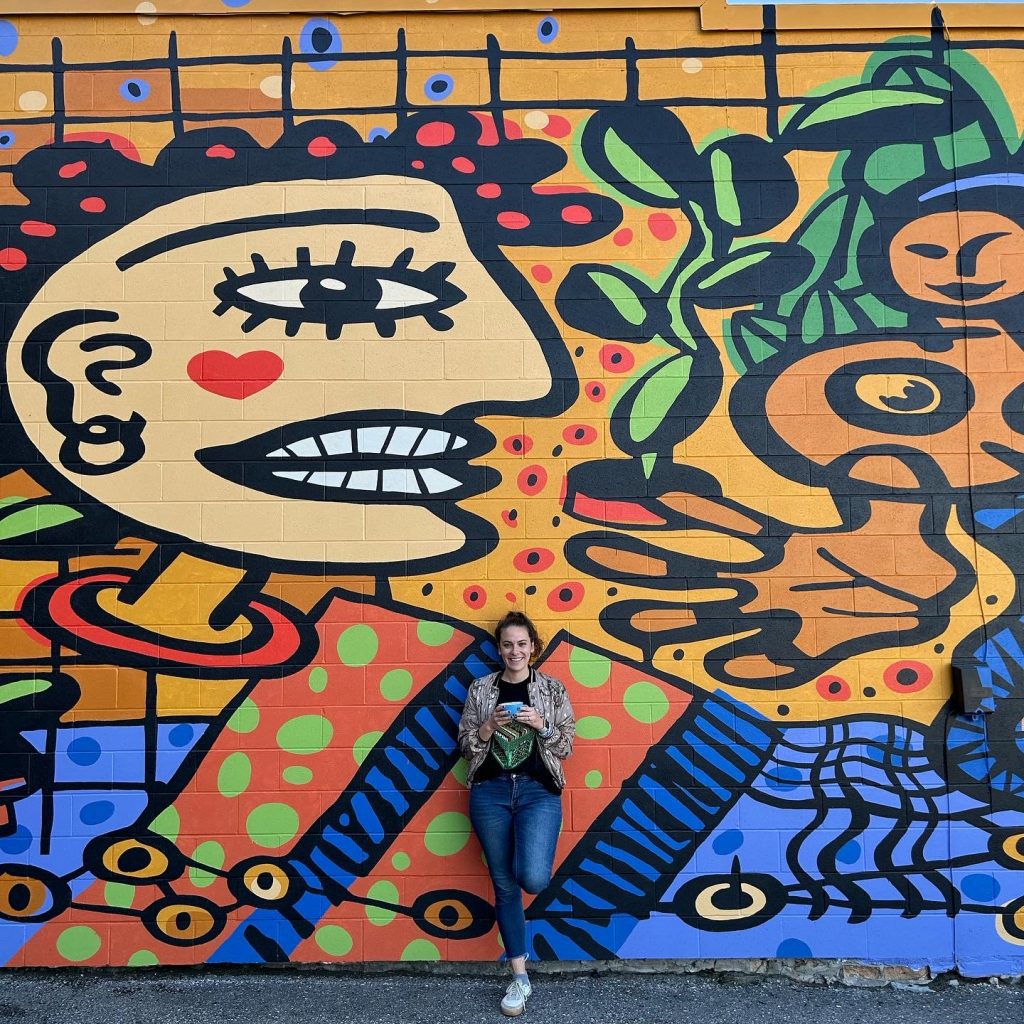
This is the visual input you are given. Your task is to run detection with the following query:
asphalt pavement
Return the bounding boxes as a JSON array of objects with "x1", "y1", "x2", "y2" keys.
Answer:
[{"x1": 0, "y1": 969, "x2": 1020, "y2": 1024}]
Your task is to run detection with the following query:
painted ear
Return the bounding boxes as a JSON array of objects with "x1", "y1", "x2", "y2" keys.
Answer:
[{"x1": 22, "y1": 310, "x2": 152, "y2": 476}]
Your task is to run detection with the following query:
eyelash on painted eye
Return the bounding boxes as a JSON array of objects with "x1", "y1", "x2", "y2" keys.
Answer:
[{"x1": 212, "y1": 241, "x2": 466, "y2": 341}]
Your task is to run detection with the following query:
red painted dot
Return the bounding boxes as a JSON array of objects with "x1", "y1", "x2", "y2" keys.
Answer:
[
  {"x1": 463, "y1": 585, "x2": 487, "y2": 610},
  {"x1": 513, "y1": 548, "x2": 555, "y2": 574},
  {"x1": 503, "y1": 434, "x2": 533, "y2": 456},
  {"x1": 80, "y1": 197, "x2": 106, "y2": 214},
  {"x1": 411, "y1": 159, "x2": 425, "y2": 170},
  {"x1": 816, "y1": 675, "x2": 851, "y2": 702},
  {"x1": 451, "y1": 156, "x2": 476, "y2": 174},
  {"x1": 20, "y1": 220, "x2": 55, "y2": 238},
  {"x1": 562, "y1": 424, "x2": 597, "y2": 446},
  {"x1": 599, "y1": 344, "x2": 635, "y2": 374},
  {"x1": 505, "y1": 592, "x2": 518, "y2": 604},
  {"x1": 497, "y1": 211, "x2": 530, "y2": 230},
  {"x1": 206, "y1": 144, "x2": 236, "y2": 159},
  {"x1": 0, "y1": 248, "x2": 27, "y2": 272},
  {"x1": 542, "y1": 115, "x2": 572, "y2": 139},
  {"x1": 883, "y1": 660, "x2": 932, "y2": 694},
  {"x1": 517, "y1": 465, "x2": 548, "y2": 496},
  {"x1": 58, "y1": 160, "x2": 87, "y2": 179},
  {"x1": 531, "y1": 265, "x2": 552, "y2": 284},
  {"x1": 415, "y1": 121, "x2": 456, "y2": 148},
  {"x1": 562, "y1": 204, "x2": 593, "y2": 225},
  {"x1": 586, "y1": 381, "x2": 606, "y2": 402},
  {"x1": 648, "y1": 212, "x2": 677, "y2": 241},
  {"x1": 504, "y1": 119, "x2": 523, "y2": 140},
  {"x1": 476, "y1": 182, "x2": 501, "y2": 199},
  {"x1": 501, "y1": 509, "x2": 519, "y2": 528},
  {"x1": 307, "y1": 136, "x2": 337, "y2": 158},
  {"x1": 613, "y1": 227, "x2": 634, "y2": 247},
  {"x1": 547, "y1": 582, "x2": 584, "y2": 612}
]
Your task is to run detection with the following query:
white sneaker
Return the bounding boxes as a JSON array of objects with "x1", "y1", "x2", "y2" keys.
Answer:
[{"x1": 500, "y1": 977, "x2": 532, "y2": 1017}]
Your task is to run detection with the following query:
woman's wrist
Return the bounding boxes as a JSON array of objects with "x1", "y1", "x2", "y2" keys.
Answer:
[
  {"x1": 478, "y1": 722, "x2": 493, "y2": 741},
  {"x1": 538, "y1": 721, "x2": 553, "y2": 739}
]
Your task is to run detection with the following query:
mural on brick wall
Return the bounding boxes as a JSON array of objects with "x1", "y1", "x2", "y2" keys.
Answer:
[{"x1": 0, "y1": 4, "x2": 1023, "y2": 974}]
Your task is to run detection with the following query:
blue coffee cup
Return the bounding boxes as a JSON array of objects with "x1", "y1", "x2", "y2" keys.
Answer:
[{"x1": 498, "y1": 700, "x2": 524, "y2": 718}]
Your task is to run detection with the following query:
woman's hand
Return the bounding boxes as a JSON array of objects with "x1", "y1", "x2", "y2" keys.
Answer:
[
  {"x1": 516, "y1": 705, "x2": 547, "y2": 732},
  {"x1": 479, "y1": 705, "x2": 513, "y2": 741}
]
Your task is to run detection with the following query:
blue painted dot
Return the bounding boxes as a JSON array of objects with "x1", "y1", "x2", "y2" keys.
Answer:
[
  {"x1": 80, "y1": 800, "x2": 115, "y2": 826},
  {"x1": 836, "y1": 840, "x2": 861, "y2": 865},
  {"x1": 368, "y1": 127, "x2": 390, "y2": 143},
  {"x1": 765, "y1": 764, "x2": 801, "y2": 791},
  {"x1": 424, "y1": 74, "x2": 454, "y2": 102},
  {"x1": 0, "y1": 825, "x2": 32, "y2": 855},
  {"x1": 777, "y1": 938, "x2": 812, "y2": 958},
  {"x1": 221, "y1": 0, "x2": 251, "y2": 7},
  {"x1": 712, "y1": 829, "x2": 744, "y2": 856},
  {"x1": 300, "y1": 18, "x2": 341, "y2": 71},
  {"x1": 537, "y1": 17, "x2": 559, "y2": 44},
  {"x1": 119, "y1": 78, "x2": 150, "y2": 103},
  {"x1": 168, "y1": 724, "x2": 194, "y2": 748},
  {"x1": 0, "y1": 130, "x2": 14, "y2": 149},
  {"x1": 67, "y1": 737, "x2": 102, "y2": 767},
  {"x1": 0, "y1": 20, "x2": 18, "y2": 58},
  {"x1": 962, "y1": 873, "x2": 1001, "y2": 903}
]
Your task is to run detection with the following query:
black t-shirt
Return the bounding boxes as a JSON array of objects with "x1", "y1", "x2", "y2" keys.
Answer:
[{"x1": 473, "y1": 674, "x2": 558, "y2": 793}]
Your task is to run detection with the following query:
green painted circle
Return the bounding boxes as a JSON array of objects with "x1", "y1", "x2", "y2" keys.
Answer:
[
  {"x1": 308, "y1": 666, "x2": 329, "y2": 693},
  {"x1": 188, "y1": 841, "x2": 225, "y2": 889},
  {"x1": 379, "y1": 668, "x2": 414, "y2": 701},
  {"x1": 283, "y1": 765, "x2": 314, "y2": 786},
  {"x1": 277, "y1": 714, "x2": 333, "y2": 755},
  {"x1": 401, "y1": 939, "x2": 440, "y2": 961},
  {"x1": 227, "y1": 697, "x2": 260, "y2": 734},
  {"x1": 337, "y1": 624, "x2": 379, "y2": 667},
  {"x1": 577, "y1": 716, "x2": 612, "y2": 740},
  {"x1": 353, "y1": 731, "x2": 383, "y2": 766},
  {"x1": 149, "y1": 805, "x2": 180, "y2": 842},
  {"x1": 104, "y1": 881, "x2": 135, "y2": 909},
  {"x1": 569, "y1": 647, "x2": 611, "y2": 688},
  {"x1": 217, "y1": 751, "x2": 252, "y2": 798},
  {"x1": 450, "y1": 759, "x2": 469, "y2": 786},
  {"x1": 391, "y1": 852, "x2": 411, "y2": 871},
  {"x1": 246, "y1": 802, "x2": 301, "y2": 849},
  {"x1": 584, "y1": 770, "x2": 603, "y2": 789},
  {"x1": 127, "y1": 949, "x2": 159, "y2": 967},
  {"x1": 424, "y1": 811, "x2": 471, "y2": 857},
  {"x1": 416, "y1": 620, "x2": 454, "y2": 647},
  {"x1": 624, "y1": 681, "x2": 670, "y2": 724},
  {"x1": 315, "y1": 925, "x2": 353, "y2": 957},
  {"x1": 56, "y1": 925, "x2": 101, "y2": 963},
  {"x1": 365, "y1": 880, "x2": 400, "y2": 925}
]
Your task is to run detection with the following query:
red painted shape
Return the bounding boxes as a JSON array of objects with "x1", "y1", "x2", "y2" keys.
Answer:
[
  {"x1": 476, "y1": 182, "x2": 501, "y2": 199},
  {"x1": 80, "y1": 197, "x2": 106, "y2": 213},
  {"x1": 497, "y1": 211, "x2": 530, "y2": 230},
  {"x1": 20, "y1": 220, "x2": 56, "y2": 237},
  {"x1": 58, "y1": 160, "x2": 88, "y2": 179},
  {"x1": 63, "y1": 132, "x2": 141, "y2": 161},
  {"x1": 308, "y1": 136, "x2": 337, "y2": 158},
  {"x1": 187, "y1": 350, "x2": 284, "y2": 400},
  {"x1": 613, "y1": 227, "x2": 634, "y2": 247},
  {"x1": 561, "y1": 204, "x2": 593, "y2": 225},
  {"x1": 531, "y1": 265, "x2": 553, "y2": 284},
  {"x1": 0, "y1": 248, "x2": 27, "y2": 272},
  {"x1": 571, "y1": 492, "x2": 665, "y2": 525},
  {"x1": 206, "y1": 144, "x2": 236, "y2": 159},
  {"x1": 543, "y1": 114, "x2": 572, "y2": 138},
  {"x1": 648, "y1": 211, "x2": 677, "y2": 241},
  {"x1": 451, "y1": 156, "x2": 475, "y2": 173},
  {"x1": 415, "y1": 122, "x2": 456, "y2": 147}
]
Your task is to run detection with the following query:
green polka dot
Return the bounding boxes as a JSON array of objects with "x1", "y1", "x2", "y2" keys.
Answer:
[
  {"x1": 127, "y1": 949, "x2": 159, "y2": 967},
  {"x1": 308, "y1": 667, "x2": 329, "y2": 693},
  {"x1": 379, "y1": 668, "x2": 414, "y2": 701},
  {"x1": 277, "y1": 714, "x2": 333, "y2": 755},
  {"x1": 366, "y1": 880, "x2": 399, "y2": 925},
  {"x1": 391, "y1": 852, "x2": 411, "y2": 871},
  {"x1": 188, "y1": 841, "x2": 225, "y2": 888},
  {"x1": 424, "y1": 811, "x2": 471, "y2": 857},
  {"x1": 149, "y1": 805, "x2": 180, "y2": 842},
  {"x1": 577, "y1": 716, "x2": 612, "y2": 739},
  {"x1": 353, "y1": 731, "x2": 383, "y2": 766},
  {"x1": 416, "y1": 620, "x2": 454, "y2": 647},
  {"x1": 104, "y1": 882, "x2": 135, "y2": 909},
  {"x1": 337, "y1": 624, "x2": 379, "y2": 667},
  {"x1": 56, "y1": 925, "x2": 101, "y2": 963},
  {"x1": 315, "y1": 925, "x2": 353, "y2": 957},
  {"x1": 401, "y1": 939, "x2": 440, "y2": 961},
  {"x1": 227, "y1": 697, "x2": 260, "y2": 734},
  {"x1": 217, "y1": 751, "x2": 252, "y2": 798},
  {"x1": 283, "y1": 765, "x2": 314, "y2": 786},
  {"x1": 246, "y1": 802, "x2": 300, "y2": 849},
  {"x1": 624, "y1": 681, "x2": 670, "y2": 724},
  {"x1": 585, "y1": 770, "x2": 603, "y2": 789},
  {"x1": 569, "y1": 647, "x2": 611, "y2": 688},
  {"x1": 450, "y1": 759, "x2": 469, "y2": 786}
]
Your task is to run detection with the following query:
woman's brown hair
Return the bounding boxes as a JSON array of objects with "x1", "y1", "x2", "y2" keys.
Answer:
[{"x1": 493, "y1": 611, "x2": 544, "y2": 661}]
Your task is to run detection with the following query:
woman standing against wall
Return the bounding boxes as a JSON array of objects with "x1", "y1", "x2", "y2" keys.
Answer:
[{"x1": 458, "y1": 611, "x2": 576, "y2": 1015}]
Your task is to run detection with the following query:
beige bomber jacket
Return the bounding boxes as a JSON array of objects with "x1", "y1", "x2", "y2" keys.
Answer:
[{"x1": 458, "y1": 668, "x2": 576, "y2": 790}]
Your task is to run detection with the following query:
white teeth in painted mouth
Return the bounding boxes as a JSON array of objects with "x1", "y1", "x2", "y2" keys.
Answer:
[{"x1": 268, "y1": 426, "x2": 468, "y2": 460}]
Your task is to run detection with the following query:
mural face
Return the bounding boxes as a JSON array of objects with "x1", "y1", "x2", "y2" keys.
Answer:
[{"x1": 0, "y1": 4, "x2": 1023, "y2": 977}]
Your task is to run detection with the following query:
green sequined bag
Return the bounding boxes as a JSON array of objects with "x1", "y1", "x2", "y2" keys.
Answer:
[{"x1": 491, "y1": 722, "x2": 535, "y2": 770}]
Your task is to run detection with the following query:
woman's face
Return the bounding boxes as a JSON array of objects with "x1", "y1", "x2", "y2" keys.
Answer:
[
  {"x1": 498, "y1": 625, "x2": 535, "y2": 676},
  {"x1": 6, "y1": 176, "x2": 555, "y2": 571}
]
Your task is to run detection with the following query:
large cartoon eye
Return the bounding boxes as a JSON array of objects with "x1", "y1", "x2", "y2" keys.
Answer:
[
  {"x1": 0, "y1": 866, "x2": 71, "y2": 922},
  {"x1": 213, "y1": 242, "x2": 466, "y2": 341},
  {"x1": 825, "y1": 358, "x2": 972, "y2": 436}
]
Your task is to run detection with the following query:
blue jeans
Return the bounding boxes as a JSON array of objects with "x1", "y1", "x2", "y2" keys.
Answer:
[{"x1": 469, "y1": 774, "x2": 562, "y2": 960}]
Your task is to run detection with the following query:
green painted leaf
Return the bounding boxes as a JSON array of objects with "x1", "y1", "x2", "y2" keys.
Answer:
[
  {"x1": 604, "y1": 127, "x2": 679, "y2": 201},
  {"x1": 794, "y1": 88, "x2": 943, "y2": 131},
  {"x1": 586, "y1": 270, "x2": 647, "y2": 326},
  {"x1": 0, "y1": 504, "x2": 82, "y2": 541},
  {"x1": 628, "y1": 354, "x2": 693, "y2": 445},
  {"x1": 696, "y1": 249, "x2": 770, "y2": 292},
  {"x1": 710, "y1": 148, "x2": 741, "y2": 227}
]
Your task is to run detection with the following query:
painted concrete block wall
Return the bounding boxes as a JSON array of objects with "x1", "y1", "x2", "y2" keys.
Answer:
[{"x1": 0, "y1": 0, "x2": 1023, "y2": 974}]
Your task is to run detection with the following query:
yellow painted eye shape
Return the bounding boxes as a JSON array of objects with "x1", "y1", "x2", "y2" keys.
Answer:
[{"x1": 853, "y1": 373, "x2": 941, "y2": 415}]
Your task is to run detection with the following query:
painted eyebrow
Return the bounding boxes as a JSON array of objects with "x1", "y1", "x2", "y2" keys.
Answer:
[{"x1": 116, "y1": 208, "x2": 440, "y2": 270}]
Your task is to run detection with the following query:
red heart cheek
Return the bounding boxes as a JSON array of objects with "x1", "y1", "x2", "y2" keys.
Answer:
[{"x1": 186, "y1": 350, "x2": 284, "y2": 400}]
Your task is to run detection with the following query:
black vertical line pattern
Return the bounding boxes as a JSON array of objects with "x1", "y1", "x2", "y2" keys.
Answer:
[
  {"x1": 624, "y1": 36, "x2": 639, "y2": 104},
  {"x1": 931, "y1": 5, "x2": 946, "y2": 64},
  {"x1": 168, "y1": 31, "x2": 184, "y2": 138},
  {"x1": 762, "y1": 5, "x2": 779, "y2": 140},
  {"x1": 486, "y1": 34, "x2": 505, "y2": 141},
  {"x1": 144, "y1": 669, "x2": 158, "y2": 791},
  {"x1": 50, "y1": 37, "x2": 66, "y2": 145},
  {"x1": 394, "y1": 28, "x2": 408, "y2": 127},
  {"x1": 281, "y1": 35, "x2": 295, "y2": 132}
]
